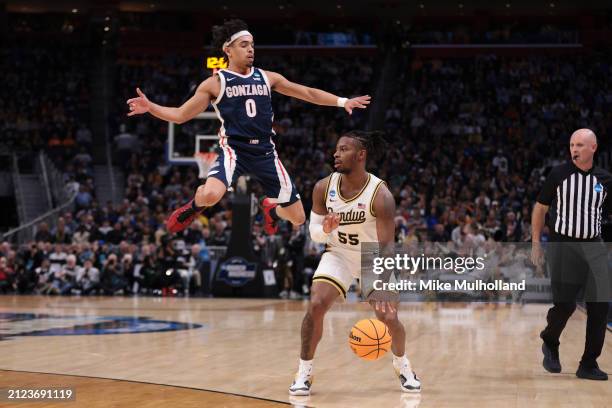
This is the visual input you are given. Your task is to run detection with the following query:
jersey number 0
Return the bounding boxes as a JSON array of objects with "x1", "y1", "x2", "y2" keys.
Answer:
[{"x1": 245, "y1": 99, "x2": 257, "y2": 117}]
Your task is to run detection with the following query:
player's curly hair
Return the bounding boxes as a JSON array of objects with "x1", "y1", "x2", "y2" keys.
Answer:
[
  {"x1": 343, "y1": 130, "x2": 388, "y2": 162},
  {"x1": 212, "y1": 19, "x2": 249, "y2": 57}
]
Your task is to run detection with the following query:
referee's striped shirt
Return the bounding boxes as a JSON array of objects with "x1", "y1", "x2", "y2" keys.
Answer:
[{"x1": 537, "y1": 162, "x2": 612, "y2": 239}]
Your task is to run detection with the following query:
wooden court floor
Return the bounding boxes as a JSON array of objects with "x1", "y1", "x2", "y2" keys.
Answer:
[{"x1": 0, "y1": 295, "x2": 610, "y2": 407}]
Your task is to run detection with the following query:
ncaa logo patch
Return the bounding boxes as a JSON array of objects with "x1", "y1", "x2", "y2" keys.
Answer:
[
  {"x1": 594, "y1": 183, "x2": 603, "y2": 193},
  {"x1": 329, "y1": 190, "x2": 336, "y2": 198}
]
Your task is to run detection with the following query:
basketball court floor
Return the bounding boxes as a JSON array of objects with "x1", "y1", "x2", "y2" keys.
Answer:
[{"x1": 1, "y1": 296, "x2": 610, "y2": 407}]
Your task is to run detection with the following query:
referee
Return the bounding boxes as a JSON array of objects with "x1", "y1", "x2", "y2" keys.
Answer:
[{"x1": 531, "y1": 128, "x2": 611, "y2": 381}]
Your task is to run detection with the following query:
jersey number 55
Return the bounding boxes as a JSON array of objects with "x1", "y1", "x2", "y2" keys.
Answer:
[{"x1": 338, "y1": 231, "x2": 359, "y2": 245}]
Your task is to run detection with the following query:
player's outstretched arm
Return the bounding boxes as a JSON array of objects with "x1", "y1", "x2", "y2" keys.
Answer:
[
  {"x1": 264, "y1": 70, "x2": 370, "y2": 115},
  {"x1": 126, "y1": 77, "x2": 216, "y2": 124}
]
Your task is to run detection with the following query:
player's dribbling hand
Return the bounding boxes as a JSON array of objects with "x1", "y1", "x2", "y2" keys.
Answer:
[
  {"x1": 367, "y1": 290, "x2": 399, "y2": 313},
  {"x1": 126, "y1": 88, "x2": 151, "y2": 116},
  {"x1": 344, "y1": 95, "x2": 371, "y2": 115},
  {"x1": 322, "y1": 210, "x2": 340, "y2": 233},
  {"x1": 369, "y1": 300, "x2": 397, "y2": 314}
]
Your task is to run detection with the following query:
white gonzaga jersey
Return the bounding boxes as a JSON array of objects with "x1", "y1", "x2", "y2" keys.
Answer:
[{"x1": 324, "y1": 172, "x2": 386, "y2": 253}]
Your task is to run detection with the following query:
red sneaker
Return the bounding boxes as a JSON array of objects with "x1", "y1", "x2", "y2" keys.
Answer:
[
  {"x1": 259, "y1": 197, "x2": 279, "y2": 235},
  {"x1": 166, "y1": 200, "x2": 202, "y2": 233}
]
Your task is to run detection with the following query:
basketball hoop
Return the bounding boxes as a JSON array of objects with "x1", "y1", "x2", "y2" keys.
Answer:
[{"x1": 194, "y1": 152, "x2": 219, "y2": 179}]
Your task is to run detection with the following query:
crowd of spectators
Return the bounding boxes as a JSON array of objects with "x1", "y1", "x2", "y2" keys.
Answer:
[
  {"x1": 380, "y1": 53, "x2": 612, "y2": 248},
  {"x1": 0, "y1": 45, "x2": 96, "y2": 207},
  {"x1": 0, "y1": 47, "x2": 92, "y2": 154},
  {"x1": 397, "y1": 21, "x2": 579, "y2": 45},
  {"x1": 6, "y1": 13, "x2": 88, "y2": 37},
  {"x1": 3, "y1": 14, "x2": 612, "y2": 299},
  {"x1": 0, "y1": 231, "x2": 208, "y2": 296}
]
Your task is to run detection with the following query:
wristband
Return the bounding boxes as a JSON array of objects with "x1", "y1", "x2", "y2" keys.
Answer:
[{"x1": 337, "y1": 97, "x2": 348, "y2": 108}]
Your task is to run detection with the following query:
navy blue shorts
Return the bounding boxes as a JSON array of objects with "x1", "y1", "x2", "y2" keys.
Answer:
[{"x1": 207, "y1": 136, "x2": 300, "y2": 207}]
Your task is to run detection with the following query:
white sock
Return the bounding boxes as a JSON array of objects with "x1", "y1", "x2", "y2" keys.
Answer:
[
  {"x1": 393, "y1": 353, "x2": 411, "y2": 370},
  {"x1": 298, "y1": 359, "x2": 313, "y2": 376}
]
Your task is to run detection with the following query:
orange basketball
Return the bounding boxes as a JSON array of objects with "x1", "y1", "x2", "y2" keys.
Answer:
[{"x1": 348, "y1": 319, "x2": 392, "y2": 361}]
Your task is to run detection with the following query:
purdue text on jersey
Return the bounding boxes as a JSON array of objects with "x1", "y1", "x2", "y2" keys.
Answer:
[{"x1": 324, "y1": 172, "x2": 385, "y2": 252}]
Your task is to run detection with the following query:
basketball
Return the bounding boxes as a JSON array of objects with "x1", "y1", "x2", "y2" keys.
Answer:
[{"x1": 349, "y1": 319, "x2": 392, "y2": 361}]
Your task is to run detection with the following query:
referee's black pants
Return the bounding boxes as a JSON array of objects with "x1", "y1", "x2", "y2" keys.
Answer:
[{"x1": 540, "y1": 234, "x2": 610, "y2": 368}]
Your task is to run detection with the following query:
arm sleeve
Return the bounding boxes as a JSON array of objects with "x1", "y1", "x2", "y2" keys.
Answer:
[
  {"x1": 536, "y1": 167, "x2": 558, "y2": 205},
  {"x1": 309, "y1": 212, "x2": 331, "y2": 243}
]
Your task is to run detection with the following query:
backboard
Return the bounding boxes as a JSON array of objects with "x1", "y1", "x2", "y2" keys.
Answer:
[{"x1": 167, "y1": 111, "x2": 219, "y2": 165}]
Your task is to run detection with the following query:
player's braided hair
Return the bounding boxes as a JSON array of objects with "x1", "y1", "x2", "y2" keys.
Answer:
[
  {"x1": 343, "y1": 130, "x2": 388, "y2": 162},
  {"x1": 212, "y1": 19, "x2": 249, "y2": 57}
]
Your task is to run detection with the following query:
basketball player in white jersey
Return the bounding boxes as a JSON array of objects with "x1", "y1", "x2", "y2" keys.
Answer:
[
  {"x1": 126, "y1": 19, "x2": 370, "y2": 235},
  {"x1": 289, "y1": 131, "x2": 421, "y2": 396}
]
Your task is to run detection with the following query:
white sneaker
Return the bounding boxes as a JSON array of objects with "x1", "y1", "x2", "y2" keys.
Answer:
[
  {"x1": 289, "y1": 370, "x2": 313, "y2": 396},
  {"x1": 394, "y1": 361, "x2": 421, "y2": 393},
  {"x1": 399, "y1": 370, "x2": 421, "y2": 393}
]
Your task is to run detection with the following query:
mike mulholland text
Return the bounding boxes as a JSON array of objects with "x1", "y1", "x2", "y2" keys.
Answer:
[{"x1": 373, "y1": 279, "x2": 526, "y2": 291}]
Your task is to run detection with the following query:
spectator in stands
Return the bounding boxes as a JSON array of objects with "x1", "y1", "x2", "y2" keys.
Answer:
[
  {"x1": 182, "y1": 220, "x2": 204, "y2": 245},
  {"x1": 43, "y1": 255, "x2": 70, "y2": 295},
  {"x1": 34, "y1": 222, "x2": 52, "y2": 242},
  {"x1": 13, "y1": 255, "x2": 37, "y2": 294},
  {"x1": 430, "y1": 223, "x2": 450, "y2": 242},
  {"x1": 76, "y1": 242, "x2": 94, "y2": 264},
  {"x1": 64, "y1": 212, "x2": 79, "y2": 234},
  {"x1": 72, "y1": 224, "x2": 90, "y2": 244},
  {"x1": 93, "y1": 220, "x2": 113, "y2": 242},
  {"x1": 51, "y1": 217, "x2": 72, "y2": 244},
  {"x1": 209, "y1": 215, "x2": 230, "y2": 246},
  {"x1": 58, "y1": 254, "x2": 78, "y2": 295},
  {"x1": 120, "y1": 253, "x2": 139, "y2": 294},
  {"x1": 138, "y1": 244, "x2": 159, "y2": 293},
  {"x1": 75, "y1": 184, "x2": 93, "y2": 209},
  {"x1": 101, "y1": 253, "x2": 126, "y2": 295},
  {"x1": 106, "y1": 222, "x2": 124, "y2": 245},
  {"x1": 74, "y1": 147, "x2": 93, "y2": 167},
  {"x1": 0, "y1": 256, "x2": 15, "y2": 293},
  {"x1": 23, "y1": 242, "x2": 45, "y2": 271},
  {"x1": 182, "y1": 244, "x2": 203, "y2": 295},
  {"x1": 114, "y1": 124, "x2": 139, "y2": 166},
  {"x1": 48, "y1": 244, "x2": 67, "y2": 273},
  {"x1": 34, "y1": 258, "x2": 52, "y2": 293},
  {"x1": 501, "y1": 211, "x2": 522, "y2": 242},
  {"x1": 75, "y1": 124, "x2": 93, "y2": 147}
]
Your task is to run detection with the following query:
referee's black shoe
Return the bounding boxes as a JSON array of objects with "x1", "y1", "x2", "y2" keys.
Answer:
[
  {"x1": 576, "y1": 364, "x2": 608, "y2": 381},
  {"x1": 541, "y1": 343, "x2": 561, "y2": 373}
]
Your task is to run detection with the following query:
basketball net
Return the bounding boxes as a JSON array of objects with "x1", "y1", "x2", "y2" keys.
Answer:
[{"x1": 194, "y1": 152, "x2": 219, "y2": 179}]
